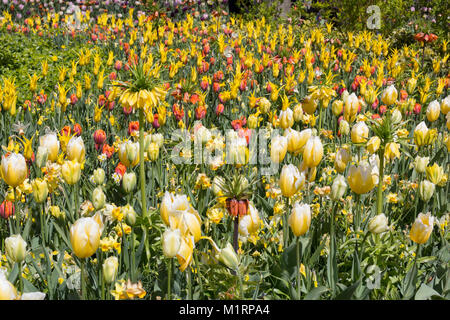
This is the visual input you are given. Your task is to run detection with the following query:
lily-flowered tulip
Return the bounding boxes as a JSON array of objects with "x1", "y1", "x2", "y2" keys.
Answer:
[
  {"x1": 279, "y1": 164, "x2": 305, "y2": 197},
  {"x1": 1, "y1": 153, "x2": 27, "y2": 188},
  {"x1": 426, "y1": 100, "x2": 440, "y2": 122},
  {"x1": 39, "y1": 132, "x2": 60, "y2": 162},
  {"x1": 381, "y1": 85, "x2": 398, "y2": 106},
  {"x1": 347, "y1": 162, "x2": 377, "y2": 194},
  {"x1": 66, "y1": 136, "x2": 86, "y2": 163},
  {"x1": 288, "y1": 202, "x2": 311, "y2": 237},
  {"x1": 70, "y1": 216, "x2": 102, "y2": 258},
  {"x1": 302, "y1": 136, "x2": 323, "y2": 168},
  {"x1": 160, "y1": 192, "x2": 190, "y2": 227},
  {"x1": 351, "y1": 122, "x2": 369, "y2": 144},
  {"x1": 410, "y1": 213, "x2": 434, "y2": 244}
]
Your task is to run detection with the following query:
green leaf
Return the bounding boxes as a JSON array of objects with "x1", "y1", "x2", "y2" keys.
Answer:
[
  {"x1": 334, "y1": 279, "x2": 362, "y2": 300},
  {"x1": 304, "y1": 286, "x2": 329, "y2": 300},
  {"x1": 415, "y1": 284, "x2": 442, "y2": 300}
]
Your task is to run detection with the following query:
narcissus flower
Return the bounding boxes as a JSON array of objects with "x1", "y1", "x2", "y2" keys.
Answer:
[{"x1": 410, "y1": 213, "x2": 434, "y2": 244}]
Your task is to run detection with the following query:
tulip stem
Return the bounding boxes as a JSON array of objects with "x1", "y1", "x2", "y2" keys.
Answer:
[
  {"x1": 376, "y1": 147, "x2": 385, "y2": 215},
  {"x1": 187, "y1": 267, "x2": 192, "y2": 300},
  {"x1": 19, "y1": 261, "x2": 24, "y2": 294},
  {"x1": 139, "y1": 108, "x2": 147, "y2": 220},
  {"x1": 284, "y1": 197, "x2": 290, "y2": 249},
  {"x1": 13, "y1": 187, "x2": 19, "y2": 234},
  {"x1": 167, "y1": 258, "x2": 172, "y2": 300},
  {"x1": 130, "y1": 232, "x2": 136, "y2": 282},
  {"x1": 80, "y1": 258, "x2": 86, "y2": 300},
  {"x1": 74, "y1": 183, "x2": 79, "y2": 220},
  {"x1": 237, "y1": 270, "x2": 244, "y2": 300},
  {"x1": 296, "y1": 236, "x2": 301, "y2": 300}
]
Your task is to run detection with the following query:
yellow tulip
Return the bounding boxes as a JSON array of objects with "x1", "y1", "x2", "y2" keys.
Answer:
[
  {"x1": 413, "y1": 121, "x2": 428, "y2": 147},
  {"x1": 178, "y1": 208, "x2": 202, "y2": 243},
  {"x1": 426, "y1": 163, "x2": 444, "y2": 185},
  {"x1": 410, "y1": 213, "x2": 434, "y2": 244},
  {"x1": 176, "y1": 236, "x2": 194, "y2": 272},
  {"x1": 70, "y1": 216, "x2": 102, "y2": 258},
  {"x1": 302, "y1": 136, "x2": 323, "y2": 168},
  {"x1": 344, "y1": 93, "x2": 359, "y2": 123},
  {"x1": 347, "y1": 163, "x2": 376, "y2": 194},
  {"x1": 1, "y1": 153, "x2": 27, "y2": 188},
  {"x1": 413, "y1": 156, "x2": 430, "y2": 173},
  {"x1": 162, "y1": 228, "x2": 182, "y2": 258},
  {"x1": 288, "y1": 202, "x2": 311, "y2": 237},
  {"x1": 302, "y1": 96, "x2": 317, "y2": 115},
  {"x1": 334, "y1": 147, "x2": 351, "y2": 173},
  {"x1": 279, "y1": 164, "x2": 305, "y2": 197},
  {"x1": 0, "y1": 273, "x2": 18, "y2": 300},
  {"x1": 351, "y1": 122, "x2": 369, "y2": 144},
  {"x1": 61, "y1": 160, "x2": 81, "y2": 185},
  {"x1": 332, "y1": 100, "x2": 344, "y2": 116},
  {"x1": 39, "y1": 133, "x2": 60, "y2": 162},
  {"x1": 5, "y1": 234, "x2": 27, "y2": 263},
  {"x1": 160, "y1": 192, "x2": 190, "y2": 227},
  {"x1": 270, "y1": 135, "x2": 288, "y2": 164},
  {"x1": 381, "y1": 85, "x2": 398, "y2": 106},
  {"x1": 147, "y1": 142, "x2": 159, "y2": 161},
  {"x1": 31, "y1": 178, "x2": 48, "y2": 203},
  {"x1": 426, "y1": 100, "x2": 440, "y2": 122},
  {"x1": 66, "y1": 136, "x2": 85, "y2": 163},
  {"x1": 441, "y1": 96, "x2": 450, "y2": 115},
  {"x1": 279, "y1": 108, "x2": 294, "y2": 129},
  {"x1": 238, "y1": 203, "x2": 261, "y2": 237},
  {"x1": 366, "y1": 136, "x2": 381, "y2": 154},
  {"x1": 118, "y1": 141, "x2": 139, "y2": 167},
  {"x1": 284, "y1": 128, "x2": 311, "y2": 155},
  {"x1": 384, "y1": 142, "x2": 400, "y2": 161}
]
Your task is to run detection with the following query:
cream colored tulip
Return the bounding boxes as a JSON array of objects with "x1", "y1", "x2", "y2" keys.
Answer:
[
  {"x1": 270, "y1": 135, "x2": 288, "y2": 164},
  {"x1": 426, "y1": 100, "x2": 440, "y2": 122},
  {"x1": 279, "y1": 164, "x2": 305, "y2": 197},
  {"x1": 70, "y1": 216, "x2": 102, "y2": 258},
  {"x1": 1, "y1": 153, "x2": 27, "y2": 188},
  {"x1": 351, "y1": 122, "x2": 369, "y2": 144},
  {"x1": 162, "y1": 228, "x2": 182, "y2": 258},
  {"x1": 288, "y1": 202, "x2": 311, "y2": 237},
  {"x1": 410, "y1": 213, "x2": 434, "y2": 244},
  {"x1": 302, "y1": 136, "x2": 323, "y2": 168},
  {"x1": 66, "y1": 136, "x2": 85, "y2": 163},
  {"x1": 39, "y1": 132, "x2": 60, "y2": 162}
]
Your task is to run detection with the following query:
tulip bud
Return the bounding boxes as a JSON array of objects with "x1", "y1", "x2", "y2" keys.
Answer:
[
  {"x1": 70, "y1": 217, "x2": 102, "y2": 258},
  {"x1": 147, "y1": 142, "x2": 159, "y2": 161},
  {"x1": 162, "y1": 228, "x2": 182, "y2": 258},
  {"x1": 92, "y1": 168, "x2": 105, "y2": 185},
  {"x1": 5, "y1": 234, "x2": 27, "y2": 263},
  {"x1": 122, "y1": 172, "x2": 137, "y2": 193},
  {"x1": 332, "y1": 100, "x2": 344, "y2": 116},
  {"x1": 419, "y1": 180, "x2": 435, "y2": 202},
  {"x1": 351, "y1": 122, "x2": 369, "y2": 144},
  {"x1": 303, "y1": 136, "x2": 323, "y2": 168},
  {"x1": 39, "y1": 132, "x2": 60, "y2": 162},
  {"x1": 339, "y1": 119, "x2": 350, "y2": 135},
  {"x1": 66, "y1": 136, "x2": 86, "y2": 163},
  {"x1": 123, "y1": 204, "x2": 136, "y2": 226},
  {"x1": 219, "y1": 243, "x2": 239, "y2": 270},
  {"x1": 381, "y1": 85, "x2": 398, "y2": 106},
  {"x1": 413, "y1": 156, "x2": 429, "y2": 173},
  {"x1": 102, "y1": 256, "x2": 119, "y2": 284},
  {"x1": 368, "y1": 214, "x2": 389, "y2": 234},
  {"x1": 35, "y1": 146, "x2": 48, "y2": 168},
  {"x1": 92, "y1": 187, "x2": 106, "y2": 210},
  {"x1": 331, "y1": 174, "x2": 347, "y2": 200},
  {"x1": 289, "y1": 202, "x2": 311, "y2": 237},
  {"x1": 31, "y1": 178, "x2": 48, "y2": 203},
  {"x1": 61, "y1": 160, "x2": 81, "y2": 185},
  {"x1": 410, "y1": 212, "x2": 434, "y2": 244},
  {"x1": 426, "y1": 100, "x2": 440, "y2": 122},
  {"x1": 391, "y1": 108, "x2": 402, "y2": 124},
  {"x1": 366, "y1": 136, "x2": 381, "y2": 154},
  {"x1": 1, "y1": 153, "x2": 28, "y2": 188}
]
